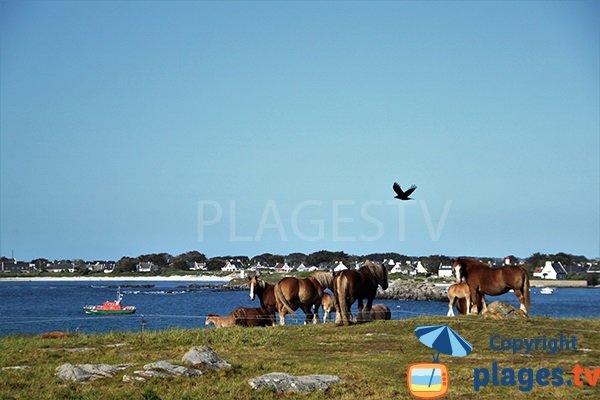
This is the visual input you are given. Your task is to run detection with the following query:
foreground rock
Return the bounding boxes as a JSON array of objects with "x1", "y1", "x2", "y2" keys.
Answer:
[
  {"x1": 123, "y1": 360, "x2": 202, "y2": 382},
  {"x1": 182, "y1": 346, "x2": 231, "y2": 369},
  {"x1": 378, "y1": 279, "x2": 446, "y2": 301},
  {"x1": 483, "y1": 301, "x2": 528, "y2": 319},
  {"x1": 56, "y1": 363, "x2": 134, "y2": 382},
  {"x1": 248, "y1": 372, "x2": 341, "y2": 393}
]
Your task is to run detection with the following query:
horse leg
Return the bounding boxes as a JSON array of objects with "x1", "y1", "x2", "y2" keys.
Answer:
[
  {"x1": 480, "y1": 295, "x2": 487, "y2": 313},
  {"x1": 514, "y1": 289, "x2": 527, "y2": 314},
  {"x1": 466, "y1": 295, "x2": 471, "y2": 315},
  {"x1": 278, "y1": 306, "x2": 287, "y2": 326},
  {"x1": 448, "y1": 296, "x2": 455, "y2": 317},
  {"x1": 470, "y1": 290, "x2": 479, "y2": 314},
  {"x1": 301, "y1": 305, "x2": 313, "y2": 325},
  {"x1": 312, "y1": 301, "x2": 321, "y2": 324}
]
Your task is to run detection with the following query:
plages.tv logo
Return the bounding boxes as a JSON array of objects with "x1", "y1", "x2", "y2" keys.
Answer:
[{"x1": 407, "y1": 325, "x2": 473, "y2": 399}]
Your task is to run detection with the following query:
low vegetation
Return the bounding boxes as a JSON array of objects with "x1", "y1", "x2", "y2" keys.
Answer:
[{"x1": 1, "y1": 317, "x2": 598, "y2": 399}]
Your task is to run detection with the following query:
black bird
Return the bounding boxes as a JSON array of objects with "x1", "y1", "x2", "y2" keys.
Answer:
[{"x1": 393, "y1": 182, "x2": 417, "y2": 200}]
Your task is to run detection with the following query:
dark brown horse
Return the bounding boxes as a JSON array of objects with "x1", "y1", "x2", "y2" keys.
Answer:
[
  {"x1": 248, "y1": 275, "x2": 277, "y2": 326},
  {"x1": 355, "y1": 303, "x2": 391, "y2": 323},
  {"x1": 274, "y1": 273, "x2": 332, "y2": 325},
  {"x1": 333, "y1": 261, "x2": 389, "y2": 326},
  {"x1": 453, "y1": 257, "x2": 530, "y2": 315}
]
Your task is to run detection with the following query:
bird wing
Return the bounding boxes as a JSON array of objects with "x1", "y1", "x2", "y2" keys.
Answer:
[
  {"x1": 392, "y1": 182, "x2": 404, "y2": 196},
  {"x1": 404, "y1": 185, "x2": 417, "y2": 197}
]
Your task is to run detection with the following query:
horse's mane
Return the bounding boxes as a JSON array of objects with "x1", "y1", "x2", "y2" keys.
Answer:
[{"x1": 310, "y1": 271, "x2": 334, "y2": 290}]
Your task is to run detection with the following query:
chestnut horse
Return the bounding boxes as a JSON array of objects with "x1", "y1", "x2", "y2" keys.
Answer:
[
  {"x1": 274, "y1": 272, "x2": 332, "y2": 325},
  {"x1": 333, "y1": 261, "x2": 389, "y2": 326},
  {"x1": 355, "y1": 303, "x2": 391, "y2": 323},
  {"x1": 206, "y1": 306, "x2": 271, "y2": 328},
  {"x1": 248, "y1": 275, "x2": 277, "y2": 326},
  {"x1": 453, "y1": 257, "x2": 530, "y2": 314}
]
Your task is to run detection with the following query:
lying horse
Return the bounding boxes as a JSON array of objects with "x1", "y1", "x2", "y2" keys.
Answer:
[
  {"x1": 248, "y1": 275, "x2": 277, "y2": 326},
  {"x1": 333, "y1": 260, "x2": 388, "y2": 326},
  {"x1": 205, "y1": 313, "x2": 236, "y2": 328},
  {"x1": 320, "y1": 292, "x2": 336, "y2": 323},
  {"x1": 355, "y1": 303, "x2": 391, "y2": 323},
  {"x1": 274, "y1": 273, "x2": 331, "y2": 325},
  {"x1": 205, "y1": 306, "x2": 272, "y2": 328},
  {"x1": 453, "y1": 257, "x2": 530, "y2": 314}
]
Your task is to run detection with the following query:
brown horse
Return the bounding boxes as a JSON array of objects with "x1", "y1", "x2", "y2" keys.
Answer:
[
  {"x1": 333, "y1": 261, "x2": 389, "y2": 326},
  {"x1": 355, "y1": 303, "x2": 391, "y2": 323},
  {"x1": 206, "y1": 307, "x2": 271, "y2": 328},
  {"x1": 453, "y1": 257, "x2": 530, "y2": 315},
  {"x1": 274, "y1": 274, "x2": 327, "y2": 325},
  {"x1": 320, "y1": 292, "x2": 336, "y2": 323},
  {"x1": 248, "y1": 275, "x2": 277, "y2": 326},
  {"x1": 205, "y1": 313, "x2": 236, "y2": 328}
]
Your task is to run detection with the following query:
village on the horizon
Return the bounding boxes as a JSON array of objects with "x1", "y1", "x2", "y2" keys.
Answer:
[{"x1": 1, "y1": 250, "x2": 599, "y2": 282}]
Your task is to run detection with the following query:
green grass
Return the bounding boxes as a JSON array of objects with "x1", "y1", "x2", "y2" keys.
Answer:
[{"x1": 0, "y1": 317, "x2": 599, "y2": 399}]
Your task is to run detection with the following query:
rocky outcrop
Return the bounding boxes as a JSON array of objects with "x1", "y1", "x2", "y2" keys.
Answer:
[
  {"x1": 378, "y1": 279, "x2": 446, "y2": 301},
  {"x1": 483, "y1": 301, "x2": 528, "y2": 319},
  {"x1": 56, "y1": 363, "x2": 134, "y2": 382},
  {"x1": 122, "y1": 361, "x2": 202, "y2": 382},
  {"x1": 182, "y1": 346, "x2": 231, "y2": 369},
  {"x1": 222, "y1": 278, "x2": 249, "y2": 291},
  {"x1": 248, "y1": 372, "x2": 341, "y2": 393}
]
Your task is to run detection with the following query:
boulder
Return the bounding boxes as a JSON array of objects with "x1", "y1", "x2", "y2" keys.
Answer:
[
  {"x1": 248, "y1": 372, "x2": 341, "y2": 393},
  {"x1": 182, "y1": 346, "x2": 231, "y2": 369},
  {"x1": 123, "y1": 360, "x2": 202, "y2": 382},
  {"x1": 378, "y1": 279, "x2": 446, "y2": 301},
  {"x1": 56, "y1": 363, "x2": 133, "y2": 383},
  {"x1": 483, "y1": 301, "x2": 528, "y2": 319}
]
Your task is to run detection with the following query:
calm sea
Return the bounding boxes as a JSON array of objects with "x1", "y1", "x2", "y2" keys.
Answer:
[{"x1": 0, "y1": 281, "x2": 598, "y2": 336}]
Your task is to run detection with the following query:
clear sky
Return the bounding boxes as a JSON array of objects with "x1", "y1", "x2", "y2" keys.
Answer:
[{"x1": 1, "y1": 1, "x2": 598, "y2": 261}]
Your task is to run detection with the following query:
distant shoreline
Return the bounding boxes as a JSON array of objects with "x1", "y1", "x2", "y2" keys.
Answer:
[{"x1": 0, "y1": 275, "x2": 232, "y2": 282}]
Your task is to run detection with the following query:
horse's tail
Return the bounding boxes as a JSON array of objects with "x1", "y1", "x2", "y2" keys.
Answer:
[
  {"x1": 337, "y1": 274, "x2": 350, "y2": 324},
  {"x1": 521, "y1": 267, "x2": 531, "y2": 313},
  {"x1": 275, "y1": 281, "x2": 296, "y2": 315}
]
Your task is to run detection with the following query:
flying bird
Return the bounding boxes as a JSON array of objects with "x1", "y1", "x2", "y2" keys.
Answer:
[{"x1": 393, "y1": 182, "x2": 417, "y2": 200}]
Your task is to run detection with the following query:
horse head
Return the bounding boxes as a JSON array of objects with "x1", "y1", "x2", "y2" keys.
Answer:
[
  {"x1": 248, "y1": 275, "x2": 264, "y2": 301},
  {"x1": 452, "y1": 259, "x2": 465, "y2": 283}
]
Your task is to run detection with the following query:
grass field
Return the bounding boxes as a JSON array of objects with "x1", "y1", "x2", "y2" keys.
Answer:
[{"x1": 0, "y1": 316, "x2": 598, "y2": 399}]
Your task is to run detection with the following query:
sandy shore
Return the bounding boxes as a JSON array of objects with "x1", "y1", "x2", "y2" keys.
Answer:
[{"x1": 0, "y1": 275, "x2": 232, "y2": 282}]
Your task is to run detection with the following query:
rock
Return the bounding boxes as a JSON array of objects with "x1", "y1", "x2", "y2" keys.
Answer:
[
  {"x1": 55, "y1": 363, "x2": 134, "y2": 382},
  {"x1": 378, "y1": 279, "x2": 446, "y2": 301},
  {"x1": 483, "y1": 301, "x2": 528, "y2": 319},
  {"x1": 248, "y1": 372, "x2": 341, "y2": 393},
  {"x1": 123, "y1": 360, "x2": 202, "y2": 382},
  {"x1": 143, "y1": 360, "x2": 202, "y2": 377},
  {"x1": 182, "y1": 346, "x2": 231, "y2": 369},
  {"x1": 1, "y1": 365, "x2": 31, "y2": 371}
]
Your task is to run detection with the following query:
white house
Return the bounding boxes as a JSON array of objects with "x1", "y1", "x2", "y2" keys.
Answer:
[
  {"x1": 334, "y1": 261, "x2": 348, "y2": 272},
  {"x1": 415, "y1": 261, "x2": 428, "y2": 275},
  {"x1": 438, "y1": 264, "x2": 454, "y2": 278},
  {"x1": 221, "y1": 261, "x2": 239, "y2": 272},
  {"x1": 296, "y1": 263, "x2": 309, "y2": 272},
  {"x1": 136, "y1": 262, "x2": 155, "y2": 273},
  {"x1": 390, "y1": 262, "x2": 404, "y2": 274},
  {"x1": 533, "y1": 261, "x2": 568, "y2": 280},
  {"x1": 190, "y1": 262, "x2": 207, "y2": 271}
]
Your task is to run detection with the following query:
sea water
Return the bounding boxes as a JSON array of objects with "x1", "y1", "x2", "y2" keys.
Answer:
[{"x1": 0, "y1": 281, "x2": 598, "y2": 336}]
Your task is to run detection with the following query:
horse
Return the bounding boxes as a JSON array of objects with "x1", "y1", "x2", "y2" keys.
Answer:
[
  {"x1": 205, "y1": 307, "x2": 272, "y2": 328},
  {"x1": 248, "y1": 275, "x2": 277, "y2": 326},
  {"x1": 274, "y1": 273, "x2": 329, "y2": 325},
  {"x1": 205, "y1": 313, "x2": 236, "y2": 328},
  {"x1": 447, "y1": 282, "x2": 474, "y2": 317},
  {"x1": 355, "y1": 303, "x2": 391, "y2": 323},
  {"x1": 453, "y1": 257, "x2": 530, "y2": 315},
  {"x1": 333, "y1": 260, "x2": 389, "y2": 326},
  {"x1": 231, "y1": 306, "x2": 272, "y2": 327},
  {"x1": 320, "y1": 292, "x2": 336, "y2": 323}
]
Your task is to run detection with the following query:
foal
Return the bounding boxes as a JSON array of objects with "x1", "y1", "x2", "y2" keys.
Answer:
[
  {"x1": 205, "y1": 313, "x2": 236, "y2": 328},
  {"x1": 320, "y1": 293, "x2": 336, "y2": 323},
  {"x1": 448, "y1": 282, "x2": 484, "y2": 316}
]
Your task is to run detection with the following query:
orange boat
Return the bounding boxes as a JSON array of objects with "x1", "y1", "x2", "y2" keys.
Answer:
[{"x1": 83, "y1": 288, "x2": 136, "y2": 315}]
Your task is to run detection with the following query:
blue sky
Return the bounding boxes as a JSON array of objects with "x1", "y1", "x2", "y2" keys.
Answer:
[{"x1": 1, "y1": 1, "x2": 598, "y2": 261}]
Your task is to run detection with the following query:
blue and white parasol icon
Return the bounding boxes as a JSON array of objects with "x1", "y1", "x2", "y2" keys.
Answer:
[
  {"x1": 415, "y1": 325, "x2": 473, "y2": 362},
  {"x1": 414, "y1": 325, "x2": 473, "y2": 389}
]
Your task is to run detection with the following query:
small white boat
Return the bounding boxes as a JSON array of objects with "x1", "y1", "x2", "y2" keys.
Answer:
[{"x1": 540, "y1": 287, "x2": 554, "y2": 295}]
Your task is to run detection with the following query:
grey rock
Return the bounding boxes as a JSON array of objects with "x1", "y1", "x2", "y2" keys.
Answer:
[
  {"x1": 143, "y1": 360, "x2": 202, "y2": 377},
  {"x1": 182, "y1": 346, "x2": 231, "y2": 369},
  {"x1": 378, "y1": 279, "x2": 446, "y2": 301},
  {"x1": 248, "y1": 372, "x2": 341, "y2": 393},
  {"x1": 55, "y1": 363, "x2": 134, "y2": 382}
]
